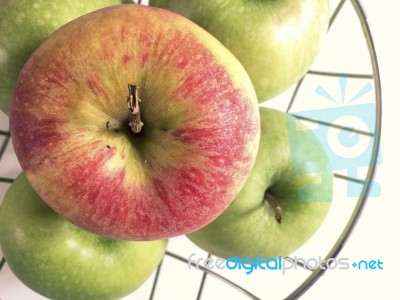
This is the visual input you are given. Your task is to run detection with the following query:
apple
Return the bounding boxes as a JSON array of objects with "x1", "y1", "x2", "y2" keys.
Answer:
[
  {"x1": 187, "y1": 108, "x2": 333, "y2": 259},
  {"x1": 0, "y1": 0, "x2": 131, "y2": 115},
  {"x1": 149, "y1": 0, "x2": 330, "y2": 102},
  {"x1": 9, "y1": 5, "x2": 260, "y2": 241},
  {"x1": 0, "y1": 173, "x2": 167, "y2": 300}
]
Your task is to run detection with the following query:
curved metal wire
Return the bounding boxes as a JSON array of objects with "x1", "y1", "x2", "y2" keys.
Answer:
[
  {"x1": 152, "y1": 0, "x2": 382, "y2": 299},
  {"x1": 283, "y1": 0, "x2": 382, "y2": 297}
]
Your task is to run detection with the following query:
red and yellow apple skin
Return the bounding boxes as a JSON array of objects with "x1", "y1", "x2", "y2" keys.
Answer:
[{"x1": 9, "y1": 5, "x2": 260, "y2": 240}]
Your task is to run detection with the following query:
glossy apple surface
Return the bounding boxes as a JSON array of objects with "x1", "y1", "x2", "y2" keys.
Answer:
[
  {"x1": 0, "y1": 173, "x2": 167, "y2": 300},
  {"x1": 9, "y1": 4, "x2": 260, "y2": 241},
  {"x1": 0, "y1": 0, "x2": 129, "y2": 115},
  {"x1": 149, "y1": 0, "x2": 330, "y2": 102},
  {"x1": 187, "y1": 108, "x2": 333, "y2": 259}
]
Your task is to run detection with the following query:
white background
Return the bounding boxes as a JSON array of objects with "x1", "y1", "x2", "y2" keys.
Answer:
[{"x1": 0, "y1": 0, "x2": 399, "y2": 299}]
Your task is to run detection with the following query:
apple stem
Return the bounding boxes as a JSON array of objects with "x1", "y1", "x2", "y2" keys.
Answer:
[
  {"x1": 264, "y1": 192, "x2": 282, "y2": 224},
  {"x1": 127, "y1": 84, "x2": 143, "y2": 133}
]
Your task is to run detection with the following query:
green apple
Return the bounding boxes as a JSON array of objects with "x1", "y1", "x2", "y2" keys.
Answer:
[
  {"x1": 187, "y1": 108, "x2": 333, "y2": 259},
  {"x1": 0, "y1": 0, "x2": 130, "y2": 115},
  {"x1": 0, "y1": 173, "x2": 167, "y2": 300},
  {"x1": 149, "y1": 0, "x2": 330, "y2": 102},
  {"x1": 9, "y1": 4, "x2": 260, "y2": 241}
]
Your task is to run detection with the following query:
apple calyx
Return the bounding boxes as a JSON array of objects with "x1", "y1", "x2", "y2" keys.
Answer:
[
  {"x1": 127, "y1": 84, "x2": 143, "y2": 133},
  {"x1": 264, "y1": 191, "x2": 282, "y2": 224}
]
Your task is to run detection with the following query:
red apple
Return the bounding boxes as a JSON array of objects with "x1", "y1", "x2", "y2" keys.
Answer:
[{"x1": 9, "y1": 4, "x2": 260, "y2": 240}]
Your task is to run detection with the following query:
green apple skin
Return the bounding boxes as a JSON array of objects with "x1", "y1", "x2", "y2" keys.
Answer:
[
  {"x1": 149, "y1": 0, "x2": 330, "y2": 102},
  {"x1": 0, "y1": 0, "x2": 130, "y2": 115},
  {"x1": 0, "y1": 174, "x2": 167, "y2": 300},
  {"x1": 9, "y1": 5, "x2": 260, "y2": 241},
  {"x1": 187, "y1": 108, "x2": 333, "y2": 259}
]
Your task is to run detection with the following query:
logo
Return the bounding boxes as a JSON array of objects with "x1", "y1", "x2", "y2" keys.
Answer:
[
  {"x1": 289, "y1": 75, "x2": 382, "y2": 198},
  {"x1": 187, "y1": 253, "x2": 384, "y2": 275}
]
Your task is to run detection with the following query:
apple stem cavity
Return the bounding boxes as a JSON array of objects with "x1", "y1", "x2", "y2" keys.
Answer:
[
  {"x1": 264, "y1": 191, "x2": 282, "y2": 224},
  {"x1": 127, "y1": 84, "x2": 143, "y2": 134}
]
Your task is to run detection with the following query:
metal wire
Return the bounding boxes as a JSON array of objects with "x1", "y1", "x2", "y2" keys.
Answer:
[
  {"x1": 285, "y1": 0, "x2": 382, "y2": 298},
  {"x1": 153, "y1": 0, "x2": 382, "y2": 299}
]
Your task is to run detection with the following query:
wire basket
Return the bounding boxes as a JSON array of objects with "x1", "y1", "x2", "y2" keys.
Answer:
[{"x1": 0, "y1": 0, "x2": 381, "y2": 299}]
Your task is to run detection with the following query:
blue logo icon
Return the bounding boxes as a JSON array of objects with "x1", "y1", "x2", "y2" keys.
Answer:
[{"x1": 289, "y1": 75, "x2": 382, "y2": 198}]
